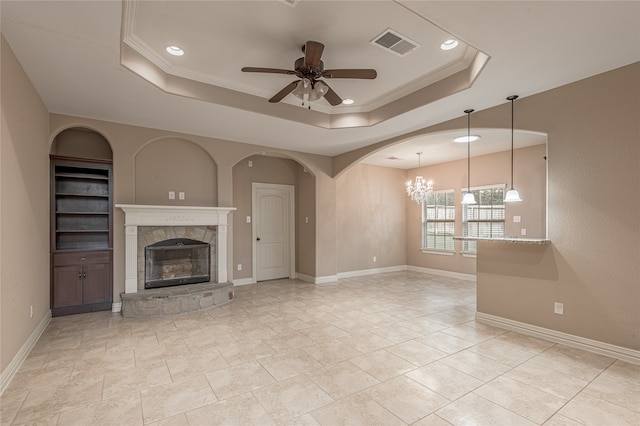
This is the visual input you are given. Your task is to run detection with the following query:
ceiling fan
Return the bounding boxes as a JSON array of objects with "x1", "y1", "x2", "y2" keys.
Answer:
[{"x1": 241, "y1": 41, "x2": 377, "y2": 106}]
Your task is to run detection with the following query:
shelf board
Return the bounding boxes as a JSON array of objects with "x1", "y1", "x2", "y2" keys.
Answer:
[
  {"x1": 56, "y1": 230, "x2": 110, "y2": 233},
  {"x1": 55, "y1": 192, "x2": 109, "y2": 198},
  {"x1": 56, "y1": 211, "x2": 109, "y2": 215},
  {"x1": 55, "y1": 172, "x2": 109, "y2": 180}
]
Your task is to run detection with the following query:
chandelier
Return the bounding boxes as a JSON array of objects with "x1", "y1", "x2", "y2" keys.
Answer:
[{"x1": 406, "y1": 152, "x2": 433, "y2": 203}]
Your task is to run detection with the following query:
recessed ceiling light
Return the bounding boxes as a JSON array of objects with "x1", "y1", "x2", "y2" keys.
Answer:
[
  {"x1": 454, "y1": 135, "x2": 480, "y2": 143},
  {"x1": 440, "y1": 39, "x2": 459, "y2": 51},
  {"x1": 342, "y1": 99, "x2": 354, "y2": 105},
  {"x1": 166, "y1": 45, "x2": 184, "y2": 56}
]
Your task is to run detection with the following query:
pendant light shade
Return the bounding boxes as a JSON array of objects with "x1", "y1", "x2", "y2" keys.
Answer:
[
  {"x1": 461, "y1": 109, "x2": 477, "y2": 205},
  {"x1": 462, "y1": 192, "x2": 477, "y2": 204},
  {"x1": 504, "y1": 187, "x2": 522, "y2": 202},
  {"x1": 504, "y1": 95, "x2": 522, "y2": 202}
]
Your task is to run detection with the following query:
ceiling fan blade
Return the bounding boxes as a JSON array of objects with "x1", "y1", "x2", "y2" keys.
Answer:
[
  {"x1": 323, "y1": 83, "x2": 343, "y2": 106},
  {"x1": 322, "y1": 69, "x2": 377, "y2": 79},
  {"x1": 269, "y1": 80, "x2": 299, "y2": 103},
  {"x1": 242, "y1": 67, "x2": 295, "y2": 75},
  {"x1": 303, "y1": 41, "x2": 324, "y2": 68}
]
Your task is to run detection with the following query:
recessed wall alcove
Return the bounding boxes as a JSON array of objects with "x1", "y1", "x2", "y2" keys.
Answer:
[
  {"x1": 134, "y1": 137, "x2": 217, "y2": 205},
  {"x1": 49, "y1": 127, "x2": 114, "y2": 316}
]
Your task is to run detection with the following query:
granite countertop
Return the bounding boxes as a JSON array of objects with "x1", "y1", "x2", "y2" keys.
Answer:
[{"x1": 452, "y1": 236, "x2": 551, "y2": 244}]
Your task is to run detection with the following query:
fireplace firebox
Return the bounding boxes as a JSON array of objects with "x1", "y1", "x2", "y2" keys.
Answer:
[{"x1": 145, "y1": 238, "x2": 210, "y2": 289}]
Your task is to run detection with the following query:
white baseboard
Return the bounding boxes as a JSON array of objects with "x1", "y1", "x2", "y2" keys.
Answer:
[
  {"x1": 407, "y1": 265, "x2": 476, "y2": 282},
  {"x1": 476, "y1": 312, "x2": 640, "y2": 365},
  {"x1": 297, "y1": 266, "x2": 474, "y2": 285},
  {"x1": 296, "y1": 273, "x2": 338, "y2": 285},
  {"x1": 232, "y1": 277, "x2": 256, "y2": 286},
  {"x1": 1, "y1": 310, "x2": 52, "y2": 395},
  {"x1": 337, "y1": 265, "x2": 408, "y2": 279},
  {"x1": 112, "y1": 302, "x2": 122, "y2": 313}
]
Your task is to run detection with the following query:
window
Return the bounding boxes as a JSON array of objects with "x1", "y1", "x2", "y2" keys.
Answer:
[
  {"x1": 422, "y1": 190, "x2": 455, "y2": 252},
  {"x1": 462, "y1": 185, "x2": 505, "y2": 253}
]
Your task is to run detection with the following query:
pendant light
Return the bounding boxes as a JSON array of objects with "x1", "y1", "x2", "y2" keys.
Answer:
[
  {"x1": 461, "y1": 109, "x2": 477, "y2": 204},
  {"x1": 504, "y1": 95, "x2": 522, "y2": 202}
]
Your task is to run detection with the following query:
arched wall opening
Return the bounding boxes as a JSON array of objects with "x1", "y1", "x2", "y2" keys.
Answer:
[
  {"x1": 232, "y1": 152, "x2": 316, "y2": 283},
  {"x1": 335, "y1": 127, "x2": 548, "y2": 276}
]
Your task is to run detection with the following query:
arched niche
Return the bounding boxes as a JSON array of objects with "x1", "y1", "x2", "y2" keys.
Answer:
[
  {"x1": 50, "y1": 127, "x2": 112, "y2": 160},
  {"x1": 134, "y1": 137, "x2": 217, "y2": 206}
]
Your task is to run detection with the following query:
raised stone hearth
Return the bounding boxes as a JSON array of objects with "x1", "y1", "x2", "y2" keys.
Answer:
[
  {"x1": 120, "y1": 282, "x2": 233, "y2": 317},
  {"x1": 116, "y1": 204, "x2": 236, "y2": 317}
]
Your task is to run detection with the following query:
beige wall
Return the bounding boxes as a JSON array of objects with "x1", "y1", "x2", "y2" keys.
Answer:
[
  {"x1": 476, "y1": 63, "x2": 640, "y2": 350},
  {"x1": 296, "y1": 166, "x2": 316, "y2": 277},
  {"x1": 1, "y1": 36, "x2": 50, "y2": 373},
  {"x1": 134, "y1": 137, "x2": 217, "y2": 206},
  {"x1": 405, "y1": 144, "x2": 547, "y2": 276},
  {"x1": 51, "y1": 127, "x2": 112, "y2": 160},
  {"x1": 336, "y1": 163, "x2": 407, "y2": 273}
]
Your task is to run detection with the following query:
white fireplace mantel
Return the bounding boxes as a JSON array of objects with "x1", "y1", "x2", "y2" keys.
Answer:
[{"x1": 116, "y1": 204, "x2": 236, "y2": 294}]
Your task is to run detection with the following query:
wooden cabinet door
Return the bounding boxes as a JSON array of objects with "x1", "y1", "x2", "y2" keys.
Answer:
[
  {"x1": 52, "y1": 265, "x2": 82, "y2": 308},
  {"x1": 82, "y1": 262, "x2": 111, "y2": 305}
]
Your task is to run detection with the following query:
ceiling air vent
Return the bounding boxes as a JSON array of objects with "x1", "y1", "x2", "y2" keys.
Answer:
[{"x1": 371, "y1": 29, "x2": 420, "y2": 56}]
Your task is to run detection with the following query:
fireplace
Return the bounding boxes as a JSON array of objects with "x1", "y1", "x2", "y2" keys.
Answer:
[
  {"x1": 145, "y1": 238, "x2": 210, "y2": 289},
  {"x1": 116, "y1": 204, "x2": 236, "y2": 294}
]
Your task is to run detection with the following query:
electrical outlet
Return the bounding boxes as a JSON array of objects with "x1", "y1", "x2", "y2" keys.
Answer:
[
  {"x1": 30, "y1": 305, "x2": 34, "y2": 318},
  {"x1": 168, "y1": 191, "x2": 175, "y2": 200},
  {"x1": 373, "y1": 256, "x2": 377, "y2": 262},
  {"x1": 521, "y1": 228, "x2": 527, "y2": 236},
  {"x1": 178, "y1": 192, "x2": 185, "y2": 200},
  {"x1": 237, "y1": 264, "x2": 242, "y2": 271},
  {"x1": 554, "y1": 302, "x2": 564, "y2": 315},
  {"x1": 248, "y1": 160, "x2": 253, "y2": 167}
]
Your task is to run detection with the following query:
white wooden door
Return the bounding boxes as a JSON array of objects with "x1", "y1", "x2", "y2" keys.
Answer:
[{"x1": 253, "y1": 183, "x2": 294, "y2": 281}]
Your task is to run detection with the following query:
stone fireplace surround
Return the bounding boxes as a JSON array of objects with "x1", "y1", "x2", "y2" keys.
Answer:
[
  {"x1": 116, "y1": 205, "x2": 236, "y2": 316},
  {"x1": 137, "y1": 226, "x2": 216, "y2": 291}
]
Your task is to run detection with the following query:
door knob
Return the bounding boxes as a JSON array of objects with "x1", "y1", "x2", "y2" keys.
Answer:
[{"x1": 257, "y1": 237, "x2": 261, "y2": 241}]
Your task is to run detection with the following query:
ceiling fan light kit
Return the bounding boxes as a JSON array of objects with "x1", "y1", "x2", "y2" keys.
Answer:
[{"x1": 242, "y1": 40, "x2": 377, "y2": 107}]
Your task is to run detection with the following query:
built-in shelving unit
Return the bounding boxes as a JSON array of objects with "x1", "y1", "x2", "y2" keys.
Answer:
[{"x1": 50, "y1": 156, "x2": 113, "y2": 316}]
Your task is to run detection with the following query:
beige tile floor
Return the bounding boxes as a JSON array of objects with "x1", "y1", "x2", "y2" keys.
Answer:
[{"x1": 1, "y1": 271, "x2": 639, "y2": 425}]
